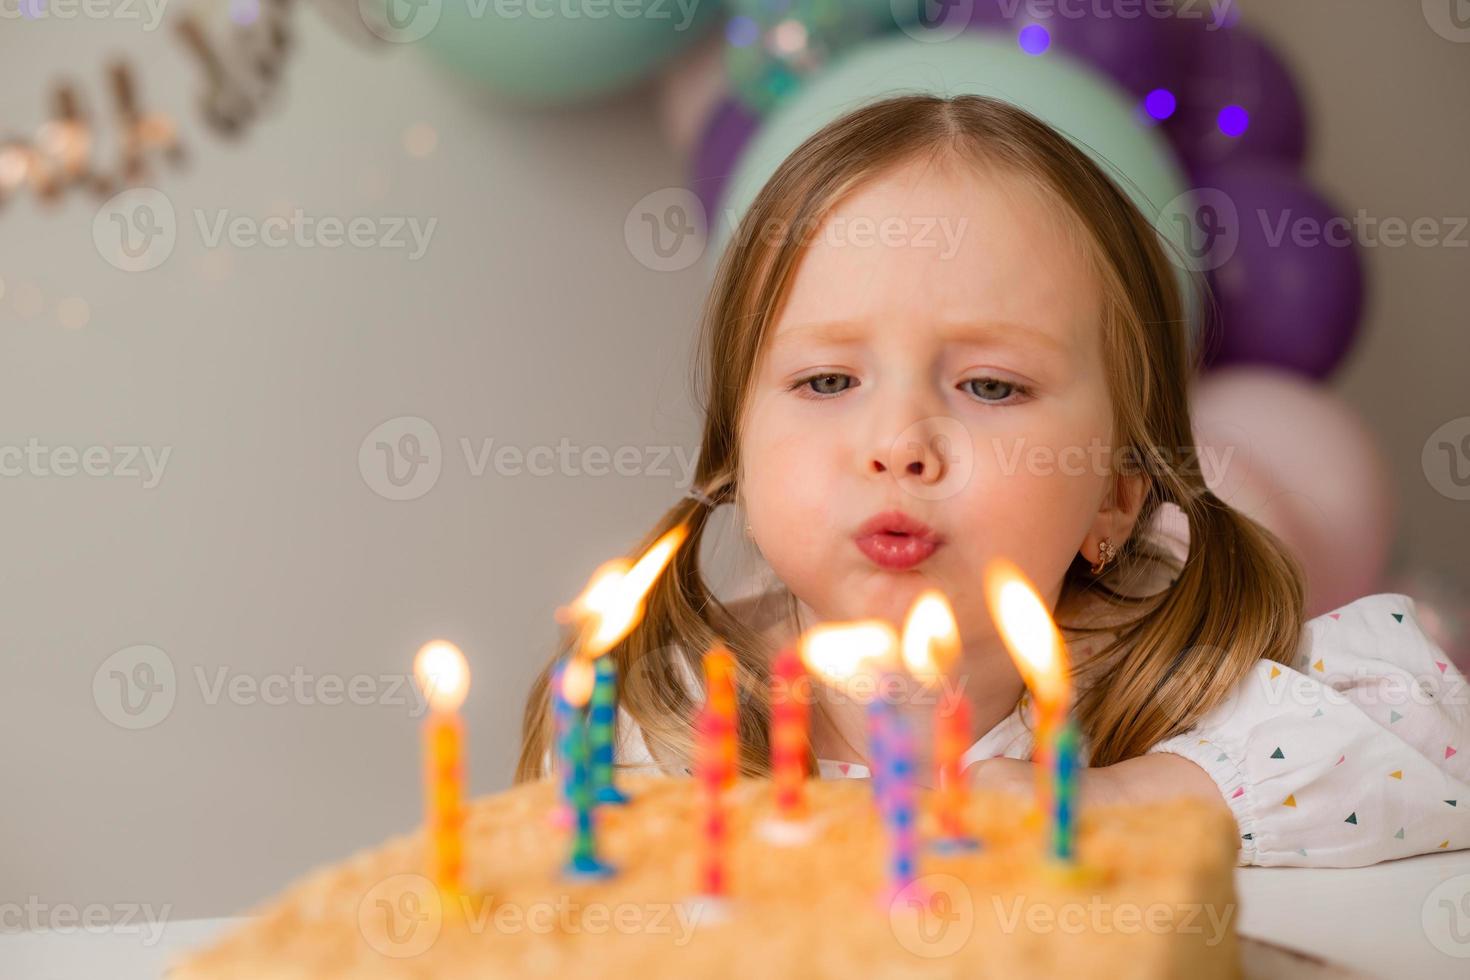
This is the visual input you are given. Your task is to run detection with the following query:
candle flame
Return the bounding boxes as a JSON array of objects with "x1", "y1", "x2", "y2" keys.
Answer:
[
  {"x1": 982, "y1": 558, "x2": 1070, "y2": 709},
  {"x1": 413, "y1": 640, "x2": 469, "y2": 713},
  {"x1": 561, "y1": 656, "x2": 595, "y2": 709},
  {"x1": 572, "y1": 525, "x2": 689, "y2": 658},
  {"x1": 798, "y1": 620, "x2": 898, "y2": 684},
  {"x1": 900, "y1": 589, "x2": 960, "y2": 683}
]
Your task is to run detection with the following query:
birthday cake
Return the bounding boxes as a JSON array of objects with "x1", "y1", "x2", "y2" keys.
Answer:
[{"x1": 173, "y1": 774, "x2": 1242, "y2": 978}]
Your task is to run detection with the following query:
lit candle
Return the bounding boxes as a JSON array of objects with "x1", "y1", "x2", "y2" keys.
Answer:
[
  {"x1": 413, "y1": 640, "x2": 470, "y2": 897},
  {"x1": 799, "y1": 621, "x2": 911, "y2": 898},
  {"x1": 563, "y1": 525, "x2": 690, "y2": 807},
  {"x1": 560, "y1": 656, "x2": 613, "y2": 878},
  {"x1": 900, "y1": 590, "x2": 977, "y2": 853},
  {"x1": 983, "y1": 558, "x2": 1080, "y2": 865}
]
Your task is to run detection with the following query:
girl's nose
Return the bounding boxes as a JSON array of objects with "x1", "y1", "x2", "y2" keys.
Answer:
[{"x1": 871, "y1": 421, "x2": 951, "y2": 487}]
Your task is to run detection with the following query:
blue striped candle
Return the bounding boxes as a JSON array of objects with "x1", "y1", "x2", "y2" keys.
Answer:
[{"x1": 589, "y1": 654, "x2": 629, "y2": 805}]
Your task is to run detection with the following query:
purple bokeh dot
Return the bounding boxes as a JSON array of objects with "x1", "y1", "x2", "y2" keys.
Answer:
[
  {"x1": 1018, "y1": 24, "x2": 1051, "y2": 56},
  {"x1": 229, "y1": 0, "x2": 259, "y2": 25},
  {"x1": 1144, "y1": 89, "x2": 1178, "y2": 121},
  {"x1": 1218, "y1": 105, "x2": 1251, "y2": 139},
  {"x1": 726, "y1": 15, "x2": 760, "y2": 48}
]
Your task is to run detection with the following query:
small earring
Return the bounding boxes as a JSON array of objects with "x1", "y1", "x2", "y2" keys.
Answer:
[{"x1": 1090, "y1": 537, "x2": 1117, "y2": 575}]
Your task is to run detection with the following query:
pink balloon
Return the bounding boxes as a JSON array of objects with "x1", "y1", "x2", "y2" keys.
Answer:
[{"x1": 1190, "y1": 368, "x2": 1395, "y2": 617}]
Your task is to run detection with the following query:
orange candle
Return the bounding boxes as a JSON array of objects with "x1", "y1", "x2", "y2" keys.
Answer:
[
  {"x1": 901, "y1": 590, "x2": 976, "y2": 851},
  {"x1": 698, "y1": 645, "x2": 738, "y2": 897},
  {"x1": 413, "y1": 640, "x2": 470, "y2": 896},
  {"x1": 704, "y1": 645, "x2": 738, "y2": 790},
  {"x1": 935, "y1": 688, "x2": 972, "y2": 841}
]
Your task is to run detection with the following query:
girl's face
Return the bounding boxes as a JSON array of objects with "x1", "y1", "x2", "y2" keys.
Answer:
[{"x1": 738, "y1": 156, "x2": 1139, "y2": 644}]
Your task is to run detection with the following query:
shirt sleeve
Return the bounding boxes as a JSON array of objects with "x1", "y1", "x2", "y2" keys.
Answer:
[{"x1": 1147, "y1": 593, "x2": 1469, "y2": 867}]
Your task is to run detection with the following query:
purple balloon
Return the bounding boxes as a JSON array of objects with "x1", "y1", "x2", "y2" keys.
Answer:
[
  {"x1": 1195, "y1": 164, "x2": 1364, "y2": 379},
  {"x1": 1036, "y1": 7, "x2": 1188, "y2": 98},
  {"x1": 690, "y1": 98, "x2": 760, "y2": 225},
  {"x1": 1168, "y1": 23, "x2": 1308, "y2": 169},
  {"x1": 948, "y1": 1, "x2": 1193, "y2": 98}
]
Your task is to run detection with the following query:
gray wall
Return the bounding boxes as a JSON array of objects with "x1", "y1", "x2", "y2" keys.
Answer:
[{"x1": 1, "y1": 1, "x2": 1466, "y2": 922}]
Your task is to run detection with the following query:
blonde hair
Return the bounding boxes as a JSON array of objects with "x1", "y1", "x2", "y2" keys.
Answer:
[{"x1": 515, "y1": 94, "x2": 1304, "y2": 782}]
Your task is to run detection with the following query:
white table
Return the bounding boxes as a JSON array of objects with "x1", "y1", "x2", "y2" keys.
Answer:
[{"x1": 5, "y1": 853, "x2": 1470, "y2": 979}]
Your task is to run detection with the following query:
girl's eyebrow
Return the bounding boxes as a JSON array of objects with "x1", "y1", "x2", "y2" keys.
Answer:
[{"x1": 771, "y1": 318, "x2": 1069, "y2": 359}]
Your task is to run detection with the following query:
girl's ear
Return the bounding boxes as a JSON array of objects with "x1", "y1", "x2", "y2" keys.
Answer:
[{"x1": 1082, "y1": 472, "x2": 1148, "y2": 566}]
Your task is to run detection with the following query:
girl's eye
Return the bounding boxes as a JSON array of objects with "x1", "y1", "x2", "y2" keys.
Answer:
[
  {"x1": 793, "y1": 373, "x2": 856, "y2": 398},
  {"x1": 960, "y1": 377, "x2": 1029, "y2": 403}
]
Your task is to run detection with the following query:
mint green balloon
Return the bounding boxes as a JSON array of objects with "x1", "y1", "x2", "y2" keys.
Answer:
[
  {"x1": 717, "y1": 31, "x2": 1199, "y2": 333},
  {"x1": 397, "y1": 0, "x2": 718, "y2": 105}
]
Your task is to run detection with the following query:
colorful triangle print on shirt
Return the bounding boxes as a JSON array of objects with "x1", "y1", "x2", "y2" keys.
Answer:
[
  {"x1": 1329, "y1": 613, "x2": 1341, "y2": 621},
  {"x1": 1389, "y1": 770, "x2": 1403, "y2": 780},
  {"x1": 1390, "y1": 711, "x2": 1404, "y2": 723},
  {"x1": 1283, "y1": 794, "x2": 1297, "y2": 807},
  {"x1": 1392, "y1": 613, "x2": 1404, "y2": 623},
  {"x1": 1344, "y1": 812, "x2": 1358, "y2": 825},
  {"x1": 1448, "y1": 745, "x2": 1459, "y2": 760},
  {"x1": 1270, "y1": 747, "x2": 1285, "y2": 760},
  {"x1": 1394, "y1": 827, "x2": 1405, "y2": 840},
  {"x1": 1312, "y1": 659, "x2": 1325, "y2": 672}
]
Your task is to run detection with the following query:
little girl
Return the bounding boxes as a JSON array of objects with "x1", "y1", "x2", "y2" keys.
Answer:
[{"x1": 516, "y1": 94, "x2": 1467, "y2": 868}]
